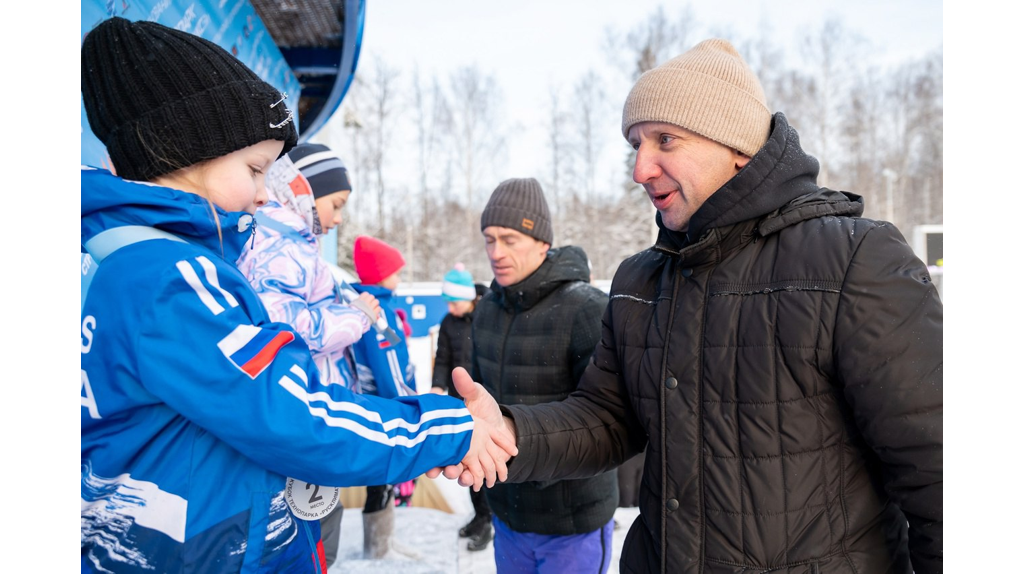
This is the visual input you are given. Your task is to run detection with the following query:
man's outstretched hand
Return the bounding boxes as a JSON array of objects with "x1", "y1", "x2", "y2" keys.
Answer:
[{"x1": 424, "y1": 367, "x2": 518, "y2": 491}]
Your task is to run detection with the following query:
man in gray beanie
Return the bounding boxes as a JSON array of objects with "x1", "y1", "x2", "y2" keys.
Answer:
[
  {"x1": 463, "y1": 177, "x2": 617, "y2": 569},
  {"x1": 439, "y1": 39, "x2": 942, "y2": 574}
]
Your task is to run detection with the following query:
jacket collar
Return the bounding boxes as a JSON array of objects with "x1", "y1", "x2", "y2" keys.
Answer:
[
  {"x1": 81, "y1": 166, "x2": 253, "y2": 262},
  {"x1": 352, "y1": 283, "x2": 395, "y2": 300},
  {"x1": 653, "y1": 113, "x2": 863, "y2": 262},
  {"x1": 490, "y1": 246, "x2": 590, "y2": 313}
]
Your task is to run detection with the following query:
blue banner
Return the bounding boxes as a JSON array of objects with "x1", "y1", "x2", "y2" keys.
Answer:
[{"x1": 81, "y1": 0, "x2": 302, "y2": 171}]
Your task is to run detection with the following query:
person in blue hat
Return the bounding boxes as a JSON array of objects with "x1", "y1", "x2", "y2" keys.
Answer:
[
  {"x1": 431, "y1": 263, "x2": 492, "y2": 550},
  {"x1": 432, "y1": 263, "x2": 485, "y2": 399}
]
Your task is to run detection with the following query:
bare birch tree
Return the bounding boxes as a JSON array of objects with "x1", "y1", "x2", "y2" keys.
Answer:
[
  {"x1": 574, "y1": 69, "x2": 608, "y2": 201},
  {"x1": 446, "y1": 65, "x2": 507, "y2": 272},
  {"x1": 879, "y1": 51, "x2": 944, "y2": 233},
  {"x1": 544, "y1": 85, "x2": 572, "y2": 234},
  {"x1": 361, "y1": 56, "x2": 402, "y2": 236},
  {"x1": 410, "y1": 69, "x2": 463, "y2": 281},
  {"x1": 796, "y1": 19, "x2": 866, "y2": 188},
  {"x1": 323, "y1": 5, "x2": 940, "y2": 282},
  {"x1": 604, "y1": 4, "x2": 697, "y2": 82}
]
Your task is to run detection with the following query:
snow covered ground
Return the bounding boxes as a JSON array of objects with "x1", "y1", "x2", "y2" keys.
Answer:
[
  {"x1": 337, "y1": 335, "x2": 641, "y2": 572},
  {"x1": 407, "y1": 335, "x2": 437, "y2": 395},
  {"x1": 326, "y1": 475, "x2": 641, "y2": 573}
]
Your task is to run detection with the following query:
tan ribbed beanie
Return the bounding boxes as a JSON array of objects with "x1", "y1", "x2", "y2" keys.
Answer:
[{"x1": 621, "y1": 38, "x2": 771, "y2": 157}]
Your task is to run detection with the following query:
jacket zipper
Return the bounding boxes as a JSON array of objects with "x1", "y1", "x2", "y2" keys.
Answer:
[
  {"x1": 697, "y1": 259, "x2": 714, "y2": 571},
  {"x1": 659, "y1": 264, "x2": 683, "y2": 573}
]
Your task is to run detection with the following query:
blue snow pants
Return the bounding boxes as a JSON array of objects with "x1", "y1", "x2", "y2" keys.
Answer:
[{"x1": 492, "y1": 515, "x2": 614, "y2": 574}]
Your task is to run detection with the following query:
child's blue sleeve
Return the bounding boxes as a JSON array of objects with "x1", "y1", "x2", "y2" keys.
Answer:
[
  {"x1": 352, "y1": 305, "x2": 416, "y2": 399},
  {"x1": 134, "y1": 255, "x2": 470, "y2": 487}
]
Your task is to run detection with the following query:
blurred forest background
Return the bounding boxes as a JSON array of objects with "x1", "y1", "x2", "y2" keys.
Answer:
[{"x1": 315, "y1": 4, "x2": 942, "y2": 283}]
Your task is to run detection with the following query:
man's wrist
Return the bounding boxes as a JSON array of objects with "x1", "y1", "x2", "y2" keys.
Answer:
[
  {"x1": 498, "y1": 405, "x2": 518, "y2": 439},
  {"x1": 503, "y1": 415, "x2": 517, "y2": 439}
]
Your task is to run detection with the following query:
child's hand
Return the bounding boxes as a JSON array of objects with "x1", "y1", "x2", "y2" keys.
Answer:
[{"x1": 357, "y1": 292, "x2": 381, "y2": 319}]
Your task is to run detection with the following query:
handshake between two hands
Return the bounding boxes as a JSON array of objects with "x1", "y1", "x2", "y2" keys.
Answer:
[{"x1": 425, "y1": 367, "x2": 519, "y2": 492}]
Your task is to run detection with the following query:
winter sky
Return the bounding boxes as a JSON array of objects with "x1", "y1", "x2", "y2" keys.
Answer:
[{"x1": 323, "y1": 0, "x2": 945, "y2": 203}]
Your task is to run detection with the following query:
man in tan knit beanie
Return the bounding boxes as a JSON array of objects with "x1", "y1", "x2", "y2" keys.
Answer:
[
  {"x1": 437, "y1": 38, "x2": 942, "y2": 574},
  {"x1": 621, "y1": 38, "x2": 771, "y2": 233}
]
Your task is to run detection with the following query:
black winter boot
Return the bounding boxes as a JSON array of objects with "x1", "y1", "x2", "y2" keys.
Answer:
[
  {"x1": 466, "y1": 521, "x2": 493, "y2": 552},
  {"x1": 458, "y1": 513, "x2": 490, "y2": 538}
]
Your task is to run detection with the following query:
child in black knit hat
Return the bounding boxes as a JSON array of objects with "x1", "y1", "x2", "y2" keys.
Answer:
[{"x1": 80, "y1": 17, "x2": 515, "y2": 574}]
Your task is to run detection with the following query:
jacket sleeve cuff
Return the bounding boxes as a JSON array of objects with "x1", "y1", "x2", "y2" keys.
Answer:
[{"x1": 499, "y1": 403, "x2": 532, "y2": 482}]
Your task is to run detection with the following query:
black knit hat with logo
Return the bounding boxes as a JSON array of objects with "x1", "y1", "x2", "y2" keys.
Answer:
[
  {"x1": 480, "y1": 177, "x2": 553, "y2": 244},
  {"x1": 81, "y1": 17, "x2": 298, "y2": 182}
]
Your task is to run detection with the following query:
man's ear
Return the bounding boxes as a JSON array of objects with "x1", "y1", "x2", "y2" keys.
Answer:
[{"x1": 735, "y1": 150, "x2": 752, "y2": 171}]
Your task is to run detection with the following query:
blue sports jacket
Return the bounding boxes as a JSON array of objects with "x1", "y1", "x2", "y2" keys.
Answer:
[
  {"x1": 349, "y1": 283, "x2": 417, "y2": 399},
  {"x1": 80, "y1": 167, "x2": 472, "y2": 573}
]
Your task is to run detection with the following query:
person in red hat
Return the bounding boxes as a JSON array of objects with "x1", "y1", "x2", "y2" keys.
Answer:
[{"x1": 349, "y1": 235, "x2": 419, "y2": 559}]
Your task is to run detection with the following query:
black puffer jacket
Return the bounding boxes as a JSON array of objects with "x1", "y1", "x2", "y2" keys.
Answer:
[
  {"x1": 473, "y1": 245, "x2": 617, "y2": 535},
  {"x1": 504, "y1": 113, "x2": 942, "y2": 573},
  {"x1": 432, "y1": 311, "x2": 474, "y2": 399}
]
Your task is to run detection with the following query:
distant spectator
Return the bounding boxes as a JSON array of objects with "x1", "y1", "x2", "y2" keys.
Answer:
[
  {"x1": 431, "y1": 263, "x2": 493, "y2": 551},
  {"x1": 472, "y1": 178, "x2": 616, "y2": 573},
  {"x1": 432, "y1": 263, "x2": 485, "y2": 400},
  {"x1": 350, "y1": 235, "x2": 419, "y2": 559}
]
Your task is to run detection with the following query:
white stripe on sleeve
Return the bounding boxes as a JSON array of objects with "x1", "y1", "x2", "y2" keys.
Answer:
[
  {"x1": 277, "y1": 375, "x2": 472, "y2": 445},
  {"x1": 176, "y1": 260, "x2": 224, "y2": 315},
  {"x1": 386, "y1": 350, "x2": 405, "y2": 396},
  {"x1": 197, "y1": 256, "x2": 239, "y2": 309}
]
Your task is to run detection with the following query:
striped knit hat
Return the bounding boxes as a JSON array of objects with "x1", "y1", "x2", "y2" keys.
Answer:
[
  {"x1": 621, "y1": 38, "x2": 771, "y2": 157},
  {"x1": 441, "y1": 263, "x2": 476, "y2": 302},
  {"x1": 287, "y1": 143, "x2": 352, "y2": 199}
]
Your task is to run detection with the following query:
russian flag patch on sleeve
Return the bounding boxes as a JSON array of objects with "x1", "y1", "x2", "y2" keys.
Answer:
[{"x1": 217, "y1": 325, "x2": 295, "y2": 379}]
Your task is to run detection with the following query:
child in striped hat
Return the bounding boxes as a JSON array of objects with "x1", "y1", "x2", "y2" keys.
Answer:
[{"x1": 235, "y1": 142, "x2": 380, "y2": 567}]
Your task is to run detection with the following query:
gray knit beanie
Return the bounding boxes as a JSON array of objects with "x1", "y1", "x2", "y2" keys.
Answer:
[
  {"x1": 480, "y1": 177, "x2": 553, "y2": 244},
  {"x1": 621, "y1": 38, "x2": 771, "y2": 157}
]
